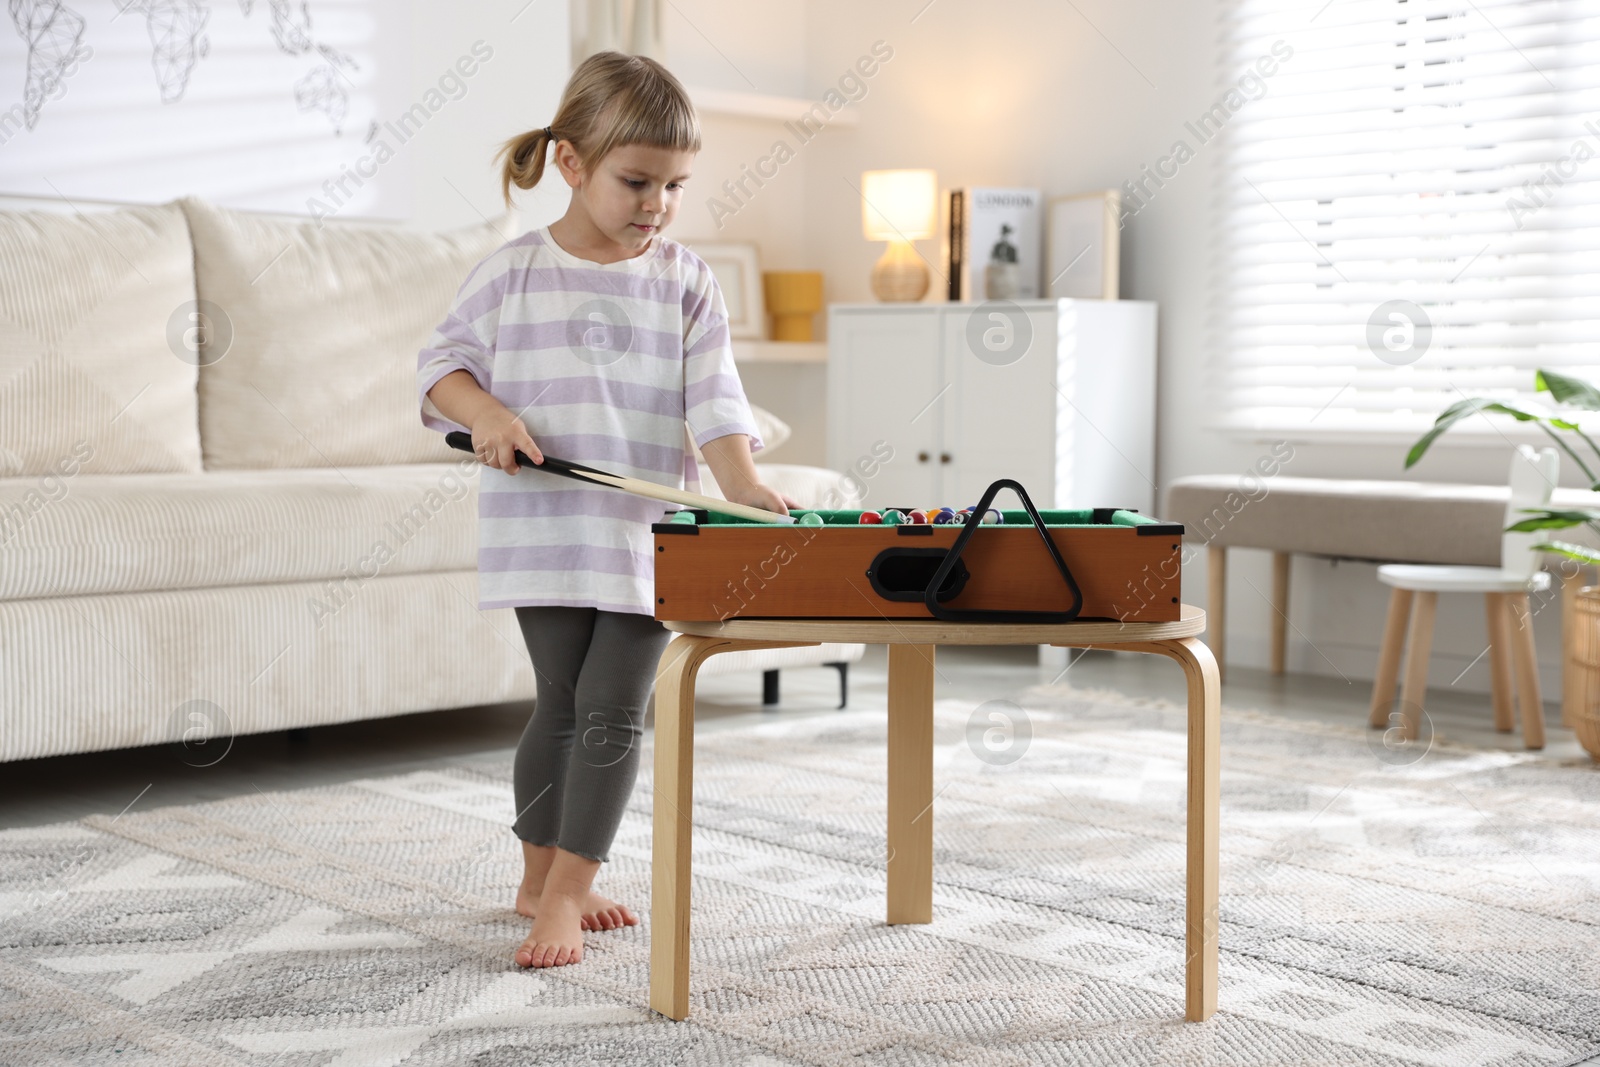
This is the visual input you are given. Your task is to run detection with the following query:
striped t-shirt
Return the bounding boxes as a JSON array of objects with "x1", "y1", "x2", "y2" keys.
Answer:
[{"x1": 417, "y1": 226, "x2": 764, "y2": 615}]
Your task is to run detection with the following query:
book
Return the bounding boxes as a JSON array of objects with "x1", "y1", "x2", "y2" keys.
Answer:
[{"x1": 942, "y1": 187, "x2": 1042, "y2": 301}]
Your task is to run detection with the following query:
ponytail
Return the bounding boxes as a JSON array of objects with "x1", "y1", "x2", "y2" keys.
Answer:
[
  {"x1": 495, "y1": 52, "x2": 701, "y2": 208},
  {"x1": 498, "y1": 126, "x2": 555, "y2": 206}
]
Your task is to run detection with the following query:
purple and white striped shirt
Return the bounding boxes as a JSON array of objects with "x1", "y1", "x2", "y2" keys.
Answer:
[{"x1": 417, "y1": 226, "x2": 763, "y2": 614}]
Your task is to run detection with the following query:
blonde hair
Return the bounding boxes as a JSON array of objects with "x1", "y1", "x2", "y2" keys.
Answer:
[{"x1": 498, "y1": 52, "x2": 701, "y2": 206}]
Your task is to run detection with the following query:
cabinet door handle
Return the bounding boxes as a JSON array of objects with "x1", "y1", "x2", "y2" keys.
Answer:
[
  {"x1": 939, "y1": 452, "x2": 952, "y2": 464},
  {"x1": 918, "y1": 451, "x2": 930, "y2": 463}
]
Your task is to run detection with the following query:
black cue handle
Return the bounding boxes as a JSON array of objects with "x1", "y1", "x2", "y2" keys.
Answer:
[{"x1": 444, "y1": 430, "x2": 609, "y2": 484}]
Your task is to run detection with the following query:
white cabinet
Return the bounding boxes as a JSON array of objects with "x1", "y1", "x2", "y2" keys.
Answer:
[{"x1": 827, "y1": 300, "x2": 1158, "y2": 514}]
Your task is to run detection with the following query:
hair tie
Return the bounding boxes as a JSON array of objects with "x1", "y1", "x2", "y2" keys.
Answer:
[{"x1": 544, "y1": 126, "x2": 554, "y2": 140}]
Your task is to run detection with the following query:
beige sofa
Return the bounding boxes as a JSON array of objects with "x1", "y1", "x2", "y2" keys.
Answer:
[{"x1": 0, "y1": 198, "x2": 862, "y2": 764}]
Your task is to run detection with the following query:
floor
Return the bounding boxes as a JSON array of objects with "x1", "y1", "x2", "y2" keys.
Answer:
[{"x1": 0, "y1": 646, "x2": 1589, "y2": 831}]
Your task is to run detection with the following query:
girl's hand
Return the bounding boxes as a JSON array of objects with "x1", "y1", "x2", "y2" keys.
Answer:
[
  {"x1": 470, "y1": 410, "x2": 543, "y2": 475},
  {"x1": 724, "y1": 484, "x2": 798, "y2": 517}
]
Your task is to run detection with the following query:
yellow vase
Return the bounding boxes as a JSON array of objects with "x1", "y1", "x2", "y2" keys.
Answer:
[{"x1": 762, "y1": 271, "x2": 824, "y2": 341}]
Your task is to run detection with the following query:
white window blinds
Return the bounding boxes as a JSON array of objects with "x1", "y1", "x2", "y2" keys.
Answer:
[{"x1": 1213, "y1": 0, "x2": 1600, "y2": 435}]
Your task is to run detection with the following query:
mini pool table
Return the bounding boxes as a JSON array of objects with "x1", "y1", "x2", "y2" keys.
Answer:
[{"x1": 653, "y1": 505, "x2": 1184, "y2": 624}]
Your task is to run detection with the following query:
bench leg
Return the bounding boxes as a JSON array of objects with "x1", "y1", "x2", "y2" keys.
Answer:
[
  {"x1": 1398, "y1": 591, "x2": 1437, "y2": 742},
  {"x1": 1124, "y1": 636, "x2": 1219, "y2": 1022},
  {"x1": 1208, "y1": 546, "x2": 1227, "y2": 683},
  {"x1": 1369, "y1": 588, "x2": 1414, "y2": 729},
  {"x1": 1271, "y1": 551, "x2": 1290, "y2": 675},
  {"x1": 1486, "y1": 593, "x2": 1516, "y2": 733},
  {"x1": 886, "y1": 644, "x2": 935, "y2": 925},
  {"x1": 1508, "y1": 593, "x2": 1547, "y2": 750}
]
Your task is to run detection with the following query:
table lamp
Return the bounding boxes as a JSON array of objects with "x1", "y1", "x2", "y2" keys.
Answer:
[{"x1": 861, "y1": 169, "x2": 937, "y2": 302}]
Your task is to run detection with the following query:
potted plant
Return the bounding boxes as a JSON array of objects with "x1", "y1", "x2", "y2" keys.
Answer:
[{"x1": 1408, "y1": 367, "x2": 1600, "y2": 760}]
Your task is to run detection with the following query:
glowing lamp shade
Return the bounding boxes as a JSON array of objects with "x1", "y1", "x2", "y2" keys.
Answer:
[
  {"x1": 861, "y1": 169, "x2": 938, "y2": 301},
  {"x1": 861, "y1": 169, "x2": 938, "y2": 241}
]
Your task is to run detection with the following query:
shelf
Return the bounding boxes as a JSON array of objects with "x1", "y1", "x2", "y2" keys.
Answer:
[
  {"x1": 687, "y1": 85, "x2": 861, "y2": 129},
  {"x1": 731, "y1": 340, "x2": 827, "y2": 364}
]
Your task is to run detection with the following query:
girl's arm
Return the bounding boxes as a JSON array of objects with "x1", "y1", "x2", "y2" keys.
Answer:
[
  {"x1": 700, "y1": 433, "x2": 798, "y2": 515},
  {"x1": 418, "y1": 251, "x2": 541, "y2": 476},
  {"x1": 425, "y1": 370, "x2": 543, "y2": 476}
]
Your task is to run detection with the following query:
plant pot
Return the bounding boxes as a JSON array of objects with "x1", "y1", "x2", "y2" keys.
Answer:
[{"x1": 1569, "y1": 586, "x2": 1600, "y2": 762}]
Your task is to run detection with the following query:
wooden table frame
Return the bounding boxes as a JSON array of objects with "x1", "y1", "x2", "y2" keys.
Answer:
[{"x1": 647, "y1": 605, "x2": 1220, "y2": 1023}]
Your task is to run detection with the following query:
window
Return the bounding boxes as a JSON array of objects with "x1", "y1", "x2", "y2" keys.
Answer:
[{"x1": 1213, "y1": 0, "x2": 1600, "y2": 436}]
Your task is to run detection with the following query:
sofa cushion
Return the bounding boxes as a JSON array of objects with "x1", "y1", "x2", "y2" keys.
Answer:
[
  {"x1": 695, "y1": 462, "x2": 864, "y2": 510},
  {"x1": 690, "y1": 403, "x2": 792, "y2": 462},
  {"x1": 181, "y1": 197, "x2": 515, "y2": 470},
  {"x1": 0, "y1": 202, "x2": 202, "y2": 477},
  {"x1": 0, "y1": 463, "x2": 480, "y2": 603}
]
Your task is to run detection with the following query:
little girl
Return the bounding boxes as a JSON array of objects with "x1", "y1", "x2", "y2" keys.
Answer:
[{"x1": 417, "y1": 51, "x2": 796, "y2": 969}]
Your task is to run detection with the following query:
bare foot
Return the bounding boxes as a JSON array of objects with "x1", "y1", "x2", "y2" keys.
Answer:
[
  {"x1": 517, "y1": 880, "x2": 638, "y2": 932},
  {"x1": 514, "y1": 893, "x2": 585, "y2": 968}
]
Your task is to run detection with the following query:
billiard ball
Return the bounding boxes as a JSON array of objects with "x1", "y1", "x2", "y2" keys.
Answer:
[
  {"x1": 859, "y1": 510, "x2": 882, "y2": 524},
  {"x1": 932, "y1": 507, "x2": 956, "y2": 525},
  {"x1": 799, "y1": 512, "x2": 825, "y2": 526},
  {"x1": 981, "y1": 509, "x2": 1003, "y2": 524},
  {"x1": 882, "y1": 509, "x2": 905, "y2": 526},
  {"x1": 907, "y1": 509, "x2": 928, "y2": 524}
]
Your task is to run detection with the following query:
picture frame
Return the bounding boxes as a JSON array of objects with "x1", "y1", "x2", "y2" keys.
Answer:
[
  {"x1": 1046, "y1": 190, "x2": 1121, "y2": 300},
  {"x1": 689, "y1": 242, "x2": 766, "y2": 339}
]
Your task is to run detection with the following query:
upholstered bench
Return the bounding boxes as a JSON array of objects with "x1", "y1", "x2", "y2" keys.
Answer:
[{"x1": 1164, "y1": 475, "x2": 1598, "y2": 720}]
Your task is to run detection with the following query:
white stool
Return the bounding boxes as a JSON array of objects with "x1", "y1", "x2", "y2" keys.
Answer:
[{"x1": 1368, "y1": 445, "x2": 1558, "y2": 750}]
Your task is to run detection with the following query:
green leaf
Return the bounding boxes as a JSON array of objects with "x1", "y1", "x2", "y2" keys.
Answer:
[
  {"x1": 1534, "y1": 540, "x2": 1600, "y2": 565},
  {"x1": 1506, "y1": 508, "x2": 1600, "y2": 531},
  {"x1": 1536, "y1": 368, "x2": 1600, "y2": 410},
  {"x1": 1405, "y1": 398, "x2": 1544, "y2": 468}
]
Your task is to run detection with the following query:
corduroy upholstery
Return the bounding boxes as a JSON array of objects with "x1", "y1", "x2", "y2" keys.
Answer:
[
  {"x1": 0, "y1": 202, "x2": 202, "y2": 477},
  {"x1": 0, "y1": 199, "x2": 863, "y2": 762}
]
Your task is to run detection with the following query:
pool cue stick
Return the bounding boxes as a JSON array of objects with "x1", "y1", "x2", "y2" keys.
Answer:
[{"x1": 444, "y1": 431, "x2": 795, "y2": 525}]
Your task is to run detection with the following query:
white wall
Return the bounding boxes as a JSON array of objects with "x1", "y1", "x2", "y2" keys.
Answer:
[{"x1": 406, "y1": 1, "x2": 570, "y2": 234}]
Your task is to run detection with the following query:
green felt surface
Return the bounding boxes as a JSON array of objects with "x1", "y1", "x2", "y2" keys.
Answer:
[{"x1": 677, "y1": 509, "x2": 1158, "y2": 527}]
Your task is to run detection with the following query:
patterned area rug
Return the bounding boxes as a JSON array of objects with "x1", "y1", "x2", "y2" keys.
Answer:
[{"x1": 3, "y1": 683, "x2": 1599, "y2": 1067}]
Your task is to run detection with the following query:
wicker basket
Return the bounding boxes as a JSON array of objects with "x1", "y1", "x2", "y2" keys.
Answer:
[{"x1": 1569, "y1": 586, "x2": 1600, "y2": 762}]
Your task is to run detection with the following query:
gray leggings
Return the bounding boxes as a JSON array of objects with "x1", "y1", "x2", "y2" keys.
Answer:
[{"x1": 511, "y1": 605, "x2": 672, "y2": 863}]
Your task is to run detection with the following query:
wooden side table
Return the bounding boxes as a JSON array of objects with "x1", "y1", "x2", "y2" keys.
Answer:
[{"x1": 648, "y1": 605, "x2": 1219, "y2": 1023}]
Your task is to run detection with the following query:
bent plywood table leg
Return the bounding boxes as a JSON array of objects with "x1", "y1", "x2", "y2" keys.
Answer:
[
  {"x1": 1119, "y1": 636, "x2": 1221, "y2": 1022},
  {"x1": 649, "y1": 633, "x2": 818, "y2": 1021},
  {"x1": 886, "y1": 644, "x2": 936, "y2": 925}
]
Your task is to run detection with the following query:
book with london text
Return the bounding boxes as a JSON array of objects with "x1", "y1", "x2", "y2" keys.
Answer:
[{"x1": 942, "y1": 187, "x2": 1042, "y2": 301}]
